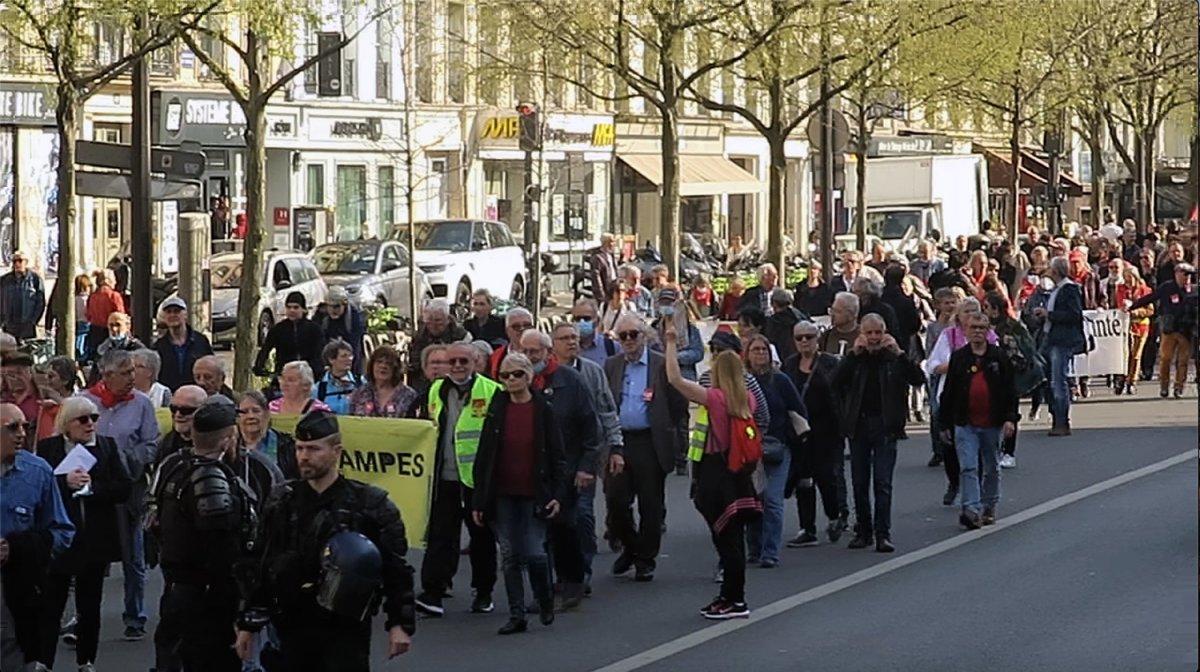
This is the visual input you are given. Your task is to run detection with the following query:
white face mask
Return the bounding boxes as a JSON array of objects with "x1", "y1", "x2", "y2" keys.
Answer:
[{"x1": 1040, "y1": 277, "x2": 1056, "y2": 291}]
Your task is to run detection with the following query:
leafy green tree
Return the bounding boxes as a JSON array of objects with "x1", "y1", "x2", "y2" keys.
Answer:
[
  {"x1": 2, "y1": 0, "x2": 213, "y2": 354},
  {"x1": 176, "y1": 0, "x2": 388, "y2": 390}
]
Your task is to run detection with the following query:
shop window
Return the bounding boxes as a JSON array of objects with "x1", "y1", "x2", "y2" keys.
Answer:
[
  {"x1": 306, "y1": 165, "x2": 325, "y2": 206},
  {"x1": 378, "y1": 165, "x2": 396, "y2": 231},
  {"x1": 336, "y1": 165, "x2": 368, "y2": 240}
]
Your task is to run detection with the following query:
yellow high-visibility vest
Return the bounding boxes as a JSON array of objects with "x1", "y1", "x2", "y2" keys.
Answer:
[
  {"x1": 688, "y1": 406, "x2": 710, "y2": 462},
  {"x1": 427, "y1": 376, "x2": 502, "y2": 487}
]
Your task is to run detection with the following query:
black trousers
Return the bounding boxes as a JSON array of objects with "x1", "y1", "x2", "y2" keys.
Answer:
[
  {"x1": 0, "y1": 568, "x2": 40, "y2": 667},
  {"x1": 1002, "y1": 419, "x2": 1020, "y2": 456},
  {"x1": 38, "y1": 563, "x2": 107, "y2": 668},
  {"x1": 276, "y1": 615, "x2": 370, "y2": 672},
  {"x1": 605, "y1": 430, "x2": 666, "y2": 569},
  {"x1": 156, "y1": 581, "x2": 240, "y2": 672},
  {"x1": 421, "y1": 479, "x2": 497, "y2": 597},
  {"x1": 1140, "y1": 322, "x2": 1159, "y2": 380},
  {"x1": 548, "y1": 489, "x2": 586, "y2": 584},
  {"x1": 713, "y1": 520, "x2": 746, "y2": 604},
  {"x1": 796, "y1": 436, "x2": 843, "y2": 533}
]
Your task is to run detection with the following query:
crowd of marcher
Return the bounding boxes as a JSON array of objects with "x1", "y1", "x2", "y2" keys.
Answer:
[{"x1": 0, "y1": 216, "x2": 1196, "y2": 671}]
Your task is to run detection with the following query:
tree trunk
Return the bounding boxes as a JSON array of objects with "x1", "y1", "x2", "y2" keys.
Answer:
[
  {"x1": 1190, "y1": 130, "x2": 1199, "y2": 220},
  {"x1": 404, "y1": 112, "x2": 419, "y2": 328},
  {"x1": 1087, "y1": 113, "x2": 1106, "y2": 229},
  {"x1": 1132, "y1": 132, "x2": 1147, "y2": 234},
  {"x1": 1008, "y1": 119, "x2": 1022, "y2": 246},
  {"x1": 765, "y1": 129, "x2": 787, "y2": 272},
  {"x1": 231, "y1": 95, "x2": 268, "y2": 391},
  {"x1": 53, "y1": 87, "x2": 80, "y2": 356},
  {"x1": 1142, "y1": 133, "x2": 1156, "y2": 227},
  {"x1": 854, "y1": 103, "x2": 868, "y2": 253},
  {"x1": 659, "y1": 101, "x2": 681, "y2": 282}
]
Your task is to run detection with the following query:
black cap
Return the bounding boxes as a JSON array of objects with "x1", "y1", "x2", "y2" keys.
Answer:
[
  {"x1": 296, "y1": 409, "x2": 340, "y2": 442},
  {"x1": 192, "y1": 394, "x2": 238, "y2": 433},
  {"x1": 709, "y1": 330, "x2": 743, "y2": 353},
  {"x1": 286, "y1": 291, "x2": 307, "y2": 309}
]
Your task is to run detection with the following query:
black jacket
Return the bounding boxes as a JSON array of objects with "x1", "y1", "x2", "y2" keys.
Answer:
[
  {"x1": 858, "y1": 297, "x2": 900, "y2": 342},
  {"x1": 154, "y1": 327, "x2": 216, "y2": 392},
  {"x1": 254, "y1": 317, "x2": 325, "y2": 376},
  {"x1": 881, "y1": 285, "x2": 921, "y2": 348},
  {"x1": 738, "y1": 285, "x2": 771, "y2": 317},
  {"x1": 536, "y1": 364, "x2": 601, "y2": 476},
  {"x1": 471, "y1": 390, "x2": 569, "y2": 518},
  {"x1": 766, "y1": 306, "x2": 809, "y2": 362},
  {"x1": 794, "y1": 281, "x2": 834, "y2": 317},
  {"x1": 830, "y1": 348, "x2": 926, "y2": 439},
  {"x1": 37, "y1": 434, "x2": 132, "y2": 573},
  {"x1": 937, "y1": 343, "x2": 1019, "y2": 429},
  {"x1": 242, "y1": 476, "x2": 416, "y2": 635},
  {"x1": 782, "y1": 352, "x2": 840, "y2": 442},
  {"x1": 464, "y1": 314, "x2": 507, "y2": 346}
]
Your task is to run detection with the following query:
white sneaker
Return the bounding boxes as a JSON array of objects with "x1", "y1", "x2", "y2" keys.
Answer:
[{"x1": 1000, "y1": 454, "x2": 1016, "y2": 469}]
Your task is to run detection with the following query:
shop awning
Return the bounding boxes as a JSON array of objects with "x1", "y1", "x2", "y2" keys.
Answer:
[
  {"x1": 974, "y1": 144, "x2": 1083, "y2": 196},
  {"x1": 619, "y1": 154, "x2": 764, "y2": 197}
]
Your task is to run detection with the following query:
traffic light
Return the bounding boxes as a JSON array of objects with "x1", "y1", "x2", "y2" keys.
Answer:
[{"x1": 516, "y1": 103, "x2": 541, "y2": 152}]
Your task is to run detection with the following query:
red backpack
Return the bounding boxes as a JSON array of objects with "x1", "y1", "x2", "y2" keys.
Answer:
[{"x1": 726, "y1": 415, "x2": 763, "y2": 473}]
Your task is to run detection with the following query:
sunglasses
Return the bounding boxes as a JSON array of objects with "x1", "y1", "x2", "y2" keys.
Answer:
[
  {"x1": 571, "y1": 315, "x2": 594, "y2": 323},
  {"x1": 447, "y1": 357, "x2": 472, "y2": 366},
  {"x1": 1, "y1": 421, "x2": 31, "y2": 433},
  {"x1": 510, "y1": 323, "x2": 533, "y2": 331},
  {"x1": 498, "y1": 370, "x2": 527, "y2": 380},
  {"x1": 170, "y1": 405, "x2": 198, "y2": 416},
  {"x1": 617, "y1": 330, "x2": 642, "y2": 342},
  {"x1": 794, "y1": 333, "x2": 817, "y2": 341},
  {"x1": 74, "y1": 413, "x2": 100, "y2": 424}
]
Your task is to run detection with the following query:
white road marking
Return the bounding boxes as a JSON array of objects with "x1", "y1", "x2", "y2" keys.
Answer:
[{"x1": 589, "y1": 450, "x2": 1197, "y2": 672}]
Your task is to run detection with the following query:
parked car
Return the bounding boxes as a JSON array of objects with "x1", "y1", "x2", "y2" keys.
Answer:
[
  {"x1": 310, "y1": 239, "x2": 432, "y2": 315},
  {"x1": 389, "y1": 219, "x2": 528, "y2": 308},
  {"x1": 182, "y1": 250, "x2": 326, "y2": 346}
]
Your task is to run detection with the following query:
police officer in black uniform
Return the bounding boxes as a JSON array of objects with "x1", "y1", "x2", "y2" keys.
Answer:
[
  {"x1": 235, "y1": 409, "x2": 415, "y2": 672},
  {"x1": 148, "y1": 394, "x2": 280, "y2": 672}
]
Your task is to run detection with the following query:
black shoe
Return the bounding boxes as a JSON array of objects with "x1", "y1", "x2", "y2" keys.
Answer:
[
  {"x1": 122, "y1": 625, "x2": 146, "y2": 641},
  {"x1": 1079, "y1": 381, "x2": 1090, "y2": 398},
  {"x1": 583, "y1": 573, "x2": 592, "y2": 597},
  {"x1": 787, "y1": 531, "x2": 820, "y2": 548},
  {"x1": 942, "y1": 485, "x2": 958, "y2": 506},
  {"x1": 1160, "y1": 389, "x2": 1169, "y2": 398},
  {"x1": 675, "y1": 463, "x2": 688, "y2": 476},
  {"x1": 470, "y1": 593, "x2": 494, "y2": 613},
  {"x1": 826, "y1": 521, "x2": 844, "y2": 543},
  {"x1": 875, "y1": 537, "x2": 895, "y2": 553},
  {"x1": 498, "y1": 618, "x2": 527, "y2": 635},
  {"x1": 1173, "y1": 390, "x2": 1183, "y2": 399},
  {"x1": 415, "y1": 593, "x2": 445, "y2": 617},
  {"x1": 612, "y1": 553, "x2": 634, "y2": 575},
  {"x1": 959, "y1": 511, "x2": 981, "y2": 530},
  {"x1": 539, "y1": 599, "x2": 556, "y2": 625},
  {"x1": 927, "y1": 453, "x2": 943, "y2": 467},
  {"x1": 634, "y1": 565, "x2": 655, "y2": 582},
  {"x1": 847, "y1": 534, "x2": 872, "y2": 549},
  {"x1": 558, "y1": 583, "x2": 584, "y2": 612},
  {"x1": 897, "y1": 429, "x2": 909, "y2": 440}
]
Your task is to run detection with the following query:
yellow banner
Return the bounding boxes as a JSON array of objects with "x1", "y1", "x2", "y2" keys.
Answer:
[{"x1": 155, "y1": 410, "x2": 436, "y2": 548}]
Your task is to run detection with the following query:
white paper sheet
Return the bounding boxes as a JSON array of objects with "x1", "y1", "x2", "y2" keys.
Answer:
[{"x1": 53, "y1": 444, "x2": 98, "y2": 475}]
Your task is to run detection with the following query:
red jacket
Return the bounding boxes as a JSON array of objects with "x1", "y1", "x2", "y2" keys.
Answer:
[{"x1": 86, "y1": 286, "x2": 126, "y2": 327}]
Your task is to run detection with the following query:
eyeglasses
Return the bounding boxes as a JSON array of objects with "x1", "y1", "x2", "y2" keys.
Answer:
[
  {"x1": 498, "y1": 370, "x2": 527, "y2": 380},
  {"x1": 74, "y1": 413, "x2": 100, "y2": 424},
  {"x1": 170, "y1": 405, "x2": 198, "y2": 416},
  {"x1": 1, "y1": 421, "x2": 30, "y2": 433},
  {"x1": 509, "y1": 322, "x2": 533, "y2": 331},
  {"x1": 794, "y1": 333, "x2": 817, "y2": 341},
  {"x1": 571, "y1": 315, "x2": 594, "y2": 323},
  {"x1": 447, "y1": 357, "x2": 471, "y2": 366},
  {"x1": 617, "y1": 330, "x2": 642, "y2": 342}
]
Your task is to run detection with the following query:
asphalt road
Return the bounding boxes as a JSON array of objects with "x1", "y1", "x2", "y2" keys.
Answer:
[{"x1": 46, "y1": 393, "x2": 1198, "y2": 672}]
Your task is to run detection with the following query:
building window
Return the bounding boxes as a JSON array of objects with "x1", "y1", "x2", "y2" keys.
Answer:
[
  {"x1": 447, "y1": 2, "x2": 466, "y2": 104},
  {"x1": 343, "y1": 57, "x2": 357, "y2": 98},
  {"x1": 477, "y1": 11, "x2": 502, "y2": 106},
  {"x1": 306, "y1": 164, "x2": 325, "y2": 206},
  {"x1": 376, "y1": 3, "x2": 394, "y2": 100},
  {"x1": 378, "y1": 166, "x2": 395, "y2": 231},
  {"x1": 414, "y1": 0, "x2": 433, "y2": 103},
  {"x1": 336, "y1": 165, "x2": 367, "y2": 240}
]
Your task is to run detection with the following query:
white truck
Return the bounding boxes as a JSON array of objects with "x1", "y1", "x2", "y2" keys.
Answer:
[{"x1": 842, "y1": 154, "x2": 989, "y2": 254}]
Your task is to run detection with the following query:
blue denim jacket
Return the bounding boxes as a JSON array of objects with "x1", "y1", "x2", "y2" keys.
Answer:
[
  {"x1": 312, "y1": 371, "x2": 362, "y2": 415},
  {"x1": 0, "y1": 450, "x2": 75, "y2": 558}
]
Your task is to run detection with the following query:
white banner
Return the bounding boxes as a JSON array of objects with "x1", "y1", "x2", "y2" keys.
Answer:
[{"x1": 1072, "y1": 309, "x2": 1129, "y2": 377}]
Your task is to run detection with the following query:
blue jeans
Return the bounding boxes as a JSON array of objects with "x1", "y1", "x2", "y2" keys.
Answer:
[
  {"x1": 117, "y1": 505, "x2": 147, "y2": 628},
  {"x1": 241, "y1": 624, "x2": 280, "y2": 672},
  {"x1": 1046, "y1": 345, "x2": 1073, "y2": 426},
  {"x1": 74, "y1": 320, "x2": 90, "y2": 363},
  {"x1": 954, "y1": 425, "x2": 1001, "y2": 515},
  {"x1": 576, "y1": 482, "x2": 597, "y2": 577},
  {"x1": 490, "y1": 496, "x2": 552, "y2": 619},
  {"x1": 848, "y1": 416, "x2": 898, "y2": 538},
  {"x1": 747, "y1": 450, "x2": 791, "y2": 564}
]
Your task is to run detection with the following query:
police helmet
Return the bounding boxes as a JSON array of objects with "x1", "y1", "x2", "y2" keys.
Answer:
[{"x1": 316, "y1": 531, "x2": 384, "y2": 621}]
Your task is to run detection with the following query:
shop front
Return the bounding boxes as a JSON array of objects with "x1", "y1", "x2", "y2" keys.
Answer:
[
  {"x1": 1, "y1": 81, "x2": 59, "y2": 275},
  {"x1": 276, "y1": 107, "x2": 463, "y2": 247},
  {"x1": 470, "y1": 110, "x2": 614, "y2": 256},
  {"x1": 614, "y1": 119, "x2": 763, "y2": 250}
]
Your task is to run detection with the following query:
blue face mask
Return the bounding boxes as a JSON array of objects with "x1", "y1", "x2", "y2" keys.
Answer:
[
  {"x1": 111, "y1": 333, "x2": 127, "y2": 343},
  {"x1": 531, "y1": 361, "x2": 547, "y2": 375},
  {"x1": 659, "y1": 306, "x2": 675, "y2": 317},
  {"x1": 577, "y1": 319, "x2": 595, "y2": 339}
]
